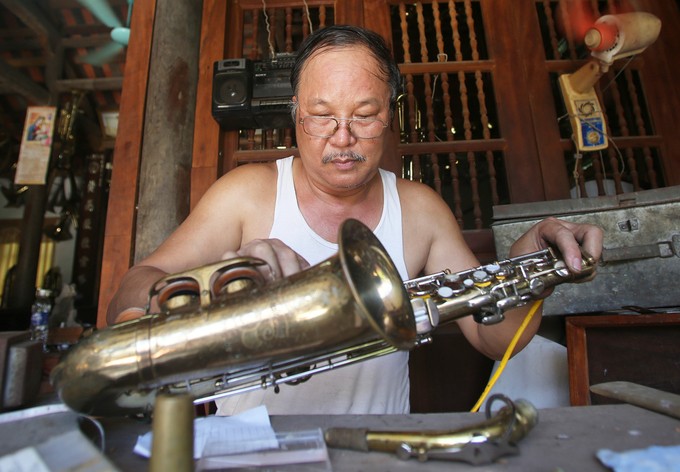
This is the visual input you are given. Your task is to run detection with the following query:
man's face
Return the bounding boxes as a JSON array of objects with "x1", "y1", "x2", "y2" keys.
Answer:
[{"x1": 294, "y1": 45, "x2": 392, "y2": 192}]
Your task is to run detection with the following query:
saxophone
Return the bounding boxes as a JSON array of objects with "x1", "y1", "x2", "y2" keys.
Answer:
[{"x1": 50, "y1": 219, "x2": 595, "y2": 416}]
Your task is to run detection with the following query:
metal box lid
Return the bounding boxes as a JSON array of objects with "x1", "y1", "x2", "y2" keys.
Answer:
[
  {"x1": 492, "y1": 186, "x2": 680, "y2": 315},
  {"x1": 493, "y1": 185, "x2": 680, "y2": 222}
]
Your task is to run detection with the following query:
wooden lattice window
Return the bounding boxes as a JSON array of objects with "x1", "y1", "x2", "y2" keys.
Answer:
[
  {"x1": 229, "y1": 1, "x2": 507, "y2": 230},
  {"x1": 390, "y1": 1, "x2": 507, "y2": 230},
  {"x1": 221, "y1": 0, "x2": 676, "y2": 232},
  {"x1": 233, "y1": 3, "x2": 336, "y2": 153}
]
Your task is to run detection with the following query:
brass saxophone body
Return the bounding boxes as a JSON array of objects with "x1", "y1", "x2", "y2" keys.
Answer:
[{"x1": 50, "y1": 219, "x2": 595, "y2": 416}]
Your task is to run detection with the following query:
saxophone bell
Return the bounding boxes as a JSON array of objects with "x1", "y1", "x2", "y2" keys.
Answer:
[{"x1": 50, "y1": 219, "x2": 416, "y2": 416}]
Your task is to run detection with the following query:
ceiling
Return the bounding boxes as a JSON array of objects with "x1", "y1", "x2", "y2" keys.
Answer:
[{"x1": 0, "y1": 0, "x2": 130, "y2": 178}]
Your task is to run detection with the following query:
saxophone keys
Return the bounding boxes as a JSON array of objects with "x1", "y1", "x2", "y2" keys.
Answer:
[
  {"x1": 553, "y1": 259, "x2": 570, "y2": 277},
  {"x1": 528, "y1": 277, "x2": 546, "y2": 296},
  {"x1": 426, "y1": 440, "x2": 520, "y2": 465},
  {"x1": 394, "y1": 439, "x2": 520, "y2": 465}
]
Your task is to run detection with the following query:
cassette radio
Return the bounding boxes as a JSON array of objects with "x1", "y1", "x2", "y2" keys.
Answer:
[{"x1": 211, "y1": 54, "x2": 296, "y2": 130}]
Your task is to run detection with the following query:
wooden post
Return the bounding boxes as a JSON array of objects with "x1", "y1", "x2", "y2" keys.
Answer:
[
  {"x1": 5, "y1": 186, "x2": 48, "y2": 328},
  {"x1": 190, "y1": 0, "x2": 230, "y2": 209},
  {"x1": 4, "y1": 35, "x2": 59, "y2": 325},
  {"x1": 133, "y1": 0, "x2": 203, "y2": 262},
  {"x1": 96, "y1": 0, "x2": 157, "y2": 327}
]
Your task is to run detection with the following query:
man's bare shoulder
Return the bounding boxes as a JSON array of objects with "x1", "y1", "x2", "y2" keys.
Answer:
[
  {"x1": 213, "y1": 161, "x2": 278, "y2": 192},
  {"x1": 395, "y1": 177, "x2": 450, "y2": 212},
  {"x1": 198, "y1": 162, "x2": 276, "y2": 208},
  {"x1": 189, "y1": 161, "x2": 279, "y2": 226}
]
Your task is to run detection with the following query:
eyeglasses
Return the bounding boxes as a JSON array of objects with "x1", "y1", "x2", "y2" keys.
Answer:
[{"x1": 299, "y1": 116, "x2": 388, "y2": 139}]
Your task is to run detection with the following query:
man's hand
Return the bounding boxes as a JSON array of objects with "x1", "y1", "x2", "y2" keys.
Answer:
[
  {"x1": 221, "y1": 238, "x2": 310, "y2": 282},
  {"x1": 512, "y1": 217, "x2": 604, "y2": 275}
]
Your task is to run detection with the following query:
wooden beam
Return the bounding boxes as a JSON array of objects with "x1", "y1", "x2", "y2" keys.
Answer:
[
  {"x1": 47, "y1": 0, "x2": 128, "y2": 8},
  {"x1": 2, "y1": 56, "x2": 47, "y2": 68},
  {"x1": 62, "y1": 34, "x2": 113, "y2": 49},
  {"x1": 0, "y1": 27, "x2": 36, "y2": 41},
  {"x1": 190, "y1": 0, "x2": 228, "y2": 208},
  {"x1": 0, "y1": 37, "x2": 116, "y2": 53},
  {"x1": 54, "y1": 76, "x2": 124, "y2": 92},
  {"x1": 238, "y1": 0, "x2": 332, "y2": 6},
  {"x1": 0, "y1": 58, "x2": 49, "y2": 104},
  {"x1": 62, "y1": 25, "x2": 113, "y2": 36},
  {"x1": 336, "y1": 0, "x2": 363, "y2": 24},
  {"x1": 399, "y1": 61, "x2": 495, "y2": 74},
  {"x1": 0, "y1": 0, "x2": 61, "y2": 55}
]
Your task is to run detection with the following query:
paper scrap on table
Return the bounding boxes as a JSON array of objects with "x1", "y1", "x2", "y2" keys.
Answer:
[
  {"x1": 0, "y1": 447, "x2": 50, "y2": 472},
  {"x1": 134, "y1": 405, "x2": 278, "y2": 459},
  {"x1": 597, "y1": 444, "x2": 680, "y2": 472}
]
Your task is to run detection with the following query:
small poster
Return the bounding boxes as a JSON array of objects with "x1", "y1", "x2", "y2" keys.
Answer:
[{"x1": 15, "y1": 106, "x2": 57, "y2": 185}]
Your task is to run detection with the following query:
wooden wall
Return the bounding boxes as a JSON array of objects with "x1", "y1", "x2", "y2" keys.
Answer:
[{"x1": 97, "y1": 0, "x2": 680, "y2": 327}]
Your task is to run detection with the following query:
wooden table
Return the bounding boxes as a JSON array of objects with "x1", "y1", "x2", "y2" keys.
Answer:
[{"x1": 99, "y1": 403, "x2": 680, "y2": 471}]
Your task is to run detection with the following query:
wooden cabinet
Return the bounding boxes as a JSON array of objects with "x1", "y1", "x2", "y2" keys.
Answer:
[{"x1": 566, "y1": 313, "x2": 680, "y2": 406}]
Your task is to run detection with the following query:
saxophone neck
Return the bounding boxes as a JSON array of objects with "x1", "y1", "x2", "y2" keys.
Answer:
[{"x1": 324, "y1": 395, "x2": 538, "y2": 464}]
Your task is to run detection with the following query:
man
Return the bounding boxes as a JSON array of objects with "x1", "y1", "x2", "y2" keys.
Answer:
[{"x1": 107, "y1": 25, "x2": 603, "y2": 415}]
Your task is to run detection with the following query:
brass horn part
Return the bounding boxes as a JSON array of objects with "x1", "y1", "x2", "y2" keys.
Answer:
[
  {"x1": 50, "y1": 219, "x2": 416, "y2": 416},
  {"x1": 325, "y1": 394, "x2": 538, "y2": 464},
  {"x1": 51, "y1": 219, "x2": 596, "y2": 417}
]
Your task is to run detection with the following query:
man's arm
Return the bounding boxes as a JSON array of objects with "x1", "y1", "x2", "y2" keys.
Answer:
[
  {"x1": 106, "y1": 265, "x2": 168, "y2": 325},
  {"x1": 460, "y1": 217, "x2": 603, "y2": 360},
  {"x1": 401, "y1": 180, "x2": 603, "y2": 360},
  {"x1": 106, "y1": 163, "x2": 279, "y2": 325}
]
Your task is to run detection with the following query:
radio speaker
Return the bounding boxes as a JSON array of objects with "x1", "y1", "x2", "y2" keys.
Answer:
[
  {"x1": 211, "y1": 56, "x2": 295, "y2": 130},
  {"x1": 212, "y1": 59, "x2": 257, "y2": 129}
]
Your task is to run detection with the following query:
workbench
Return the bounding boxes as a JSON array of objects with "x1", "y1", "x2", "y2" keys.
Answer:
[{"x1": 92, "y1": 403, "x2": 679, "y2": 471}]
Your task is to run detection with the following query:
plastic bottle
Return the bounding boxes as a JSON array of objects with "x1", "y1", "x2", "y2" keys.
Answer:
[{"x1": 30, "y1": 288, "x2": 53, "y2": 352}]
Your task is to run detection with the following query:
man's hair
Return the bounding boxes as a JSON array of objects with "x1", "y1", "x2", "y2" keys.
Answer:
[{"x1": 289, "y1": 25, "x2": 402, "y2": 121}]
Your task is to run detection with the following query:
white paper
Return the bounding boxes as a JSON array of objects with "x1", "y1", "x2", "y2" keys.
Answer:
[
  {"x1": 134, "y1": 405, "x2": 278, "y2": 460},
  {"x1": 197, "y1": 429, "x2": 331, "y2": 471},
  {"x1": 0, "y1": 447, "x2": 50, "y2": 472}
]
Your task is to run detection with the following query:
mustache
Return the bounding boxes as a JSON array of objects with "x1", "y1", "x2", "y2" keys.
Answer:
[{"x1": 322, "y1": 151, "x2": 367, "y2": 164}]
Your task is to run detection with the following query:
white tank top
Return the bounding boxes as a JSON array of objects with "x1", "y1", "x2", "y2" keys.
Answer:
[{"x1": 215, "y1": 156, "x2": 410, "y2": 415}]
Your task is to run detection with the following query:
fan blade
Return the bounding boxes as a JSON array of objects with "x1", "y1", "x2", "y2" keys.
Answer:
[
  {"x1": 79, "y1": 41, "x2": 125, "y2": 66},
  {"x1": 125, "y1": 0, "x2": 134, "y2": 28},
  {"x1": 76, "y1": 0, "x2": 122, "y2": 28},
  {"x1": 111, "y1": 27, "x2": 130, "y2": 46}
]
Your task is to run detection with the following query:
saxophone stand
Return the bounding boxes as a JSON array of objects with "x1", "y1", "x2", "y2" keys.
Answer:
[{"x1": 149, "y1": 393, "x2": 195, "y2": 472}]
